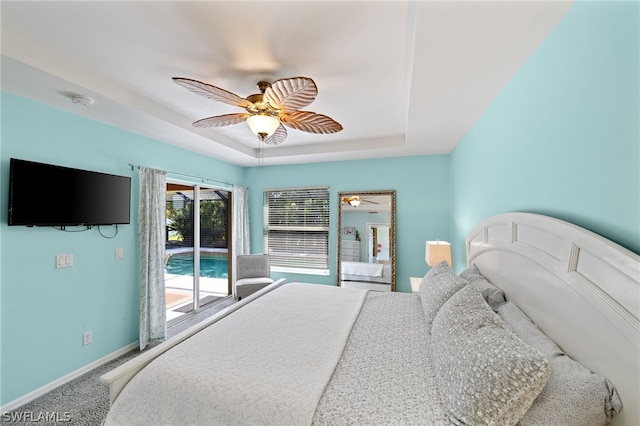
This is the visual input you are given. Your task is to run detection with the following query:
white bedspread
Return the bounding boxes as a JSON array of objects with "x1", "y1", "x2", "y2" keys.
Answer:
[
  {"x1": 104, "y1": 283, "x2": 367, "y2": 426},
  {"x1": 342, "y1": 261, "x2": 384, "y2": 277}
]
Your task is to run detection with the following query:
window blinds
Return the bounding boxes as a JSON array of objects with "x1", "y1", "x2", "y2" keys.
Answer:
[{"x1": 264, "y1": 187, "x2": 330, "y2": 270}]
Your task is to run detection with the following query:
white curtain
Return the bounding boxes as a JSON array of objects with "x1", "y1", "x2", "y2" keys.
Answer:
[
  {"x1": 138, "y1": 167, "x2": 167, "y2": 350},
  {"x1": 231, "y1": 185, "x2": 250, "y2": 297}
]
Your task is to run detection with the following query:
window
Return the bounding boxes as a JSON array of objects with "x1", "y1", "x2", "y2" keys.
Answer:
[{"x1": 264, "y1": 187, "x2": 330, "y2": 274}]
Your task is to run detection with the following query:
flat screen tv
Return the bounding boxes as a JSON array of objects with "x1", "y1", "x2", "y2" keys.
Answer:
[{"x1": 8, "y1": 158, "x2": 131, "y2": 227}]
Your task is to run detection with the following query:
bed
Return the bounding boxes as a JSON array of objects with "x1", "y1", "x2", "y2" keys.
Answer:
[
  {"x1": 340, "y1": 260, "x2": 392, "y2": 291},
  {"x1": 100, "y1": 212, "x2": 639, "y2": 425}
]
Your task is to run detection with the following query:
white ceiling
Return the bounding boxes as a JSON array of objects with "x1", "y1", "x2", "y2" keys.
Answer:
[{"x1": 1, "y1": 1, "x2": 573, "y2": 167}]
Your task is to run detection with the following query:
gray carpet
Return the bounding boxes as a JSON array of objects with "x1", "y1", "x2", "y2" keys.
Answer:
[{"x1": 0, "y1": 296, "x2": 236, "y2": 426}]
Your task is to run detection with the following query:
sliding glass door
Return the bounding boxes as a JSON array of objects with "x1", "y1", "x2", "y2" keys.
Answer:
[{"x1": 164, "y1": 182, "x2": 230, "y2": 322}]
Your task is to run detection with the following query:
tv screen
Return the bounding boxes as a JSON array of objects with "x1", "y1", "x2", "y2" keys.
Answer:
[{"x1": 8, "y1": 158, "x2": 131, "y2": 226}]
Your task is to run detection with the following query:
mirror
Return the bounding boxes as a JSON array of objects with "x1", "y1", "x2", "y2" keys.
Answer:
[{"x1": 337, "y1": 190, "x2": 396, "y2": 291}]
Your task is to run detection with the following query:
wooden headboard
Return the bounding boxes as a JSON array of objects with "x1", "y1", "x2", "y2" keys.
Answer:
[{"x1": 466, "y1": 212, "x2": 639, "y2": 426}]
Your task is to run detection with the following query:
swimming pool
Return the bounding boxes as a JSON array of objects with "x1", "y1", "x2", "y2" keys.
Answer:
[{"x1": 165, "y1": 253, "x2": 228, "y2": 279}]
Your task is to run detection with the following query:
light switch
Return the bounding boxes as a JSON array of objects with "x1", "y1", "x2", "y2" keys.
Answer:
[{"x1": 56, "y1": 254, "x2": 73, "y2": 268}]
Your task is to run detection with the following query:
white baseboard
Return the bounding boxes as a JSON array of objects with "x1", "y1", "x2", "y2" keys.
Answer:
[{"x1": 0, "y1": 341, "x2": 138, "y2": 414}]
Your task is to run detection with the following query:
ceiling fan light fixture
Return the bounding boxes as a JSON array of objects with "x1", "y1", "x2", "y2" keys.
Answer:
[
  {"x1": 349, "y1": 199, "x2": 361, "y2": 207},
  {"x1": 246, "y1": 114, "x2": 280, "y2": 140},
  {"x1": 173, "y1": 76, "x2": 341, "y2": 145}
]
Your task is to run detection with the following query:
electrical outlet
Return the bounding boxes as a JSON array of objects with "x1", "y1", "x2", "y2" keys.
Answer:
[
  {"x1": 82, "y1": 331, "x2": 93, "y2": 346},
  {"x1": 115, "y1": 248, "x2": 124, "y2": 259}
]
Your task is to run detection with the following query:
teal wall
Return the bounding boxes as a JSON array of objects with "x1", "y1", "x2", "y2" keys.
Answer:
[
  {"x1": 0, "y1": 92, "x2": 245, "y2": 405},
  {"x1": 244, "y1": 155, "x2": 451, "y2": 292},
  {"x1": 450, "y1": 0, "x2": 640, "y2": 266}
]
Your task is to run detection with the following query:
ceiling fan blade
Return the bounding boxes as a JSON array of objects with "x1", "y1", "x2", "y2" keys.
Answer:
[
  {"x1": 263, "y1": 125, "x2": 288, "y2": 146},
  {"x1": 173, "y1": 77, "x2": 254, "y2": 109},
  {"x1": 192, "y1": 113, "x2": 249, "y2": 128},
  {"x1": 342, "y1": 196, "x2": 379, "y2": 207},
  {"x1": 281, "y1": 111, "x2": 343, "y2": 134},
  {"x1": 264, "y1": 77, "x2": 318, "y2": 112}
]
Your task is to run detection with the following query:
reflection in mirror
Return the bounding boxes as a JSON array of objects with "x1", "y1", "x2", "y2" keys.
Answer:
[
  {"x1": 367, "y1": 223, "x2": 390, "y2": 263},
  {"x1": 337, "y1": 190, "x2": 396, "y2": 291}
]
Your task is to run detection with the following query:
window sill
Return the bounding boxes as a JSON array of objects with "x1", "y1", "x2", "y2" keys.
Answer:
[{"x1": 272, "y1": 266, "x2": 330, "y2": 276}]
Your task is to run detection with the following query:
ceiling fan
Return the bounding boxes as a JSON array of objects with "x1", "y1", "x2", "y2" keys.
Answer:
[
  {"x1": 172, "y1": 76, "x2": 343, "y2": 145},
  {"x1": 341, "y1": 196, "x2": 379, "y2": 207}
]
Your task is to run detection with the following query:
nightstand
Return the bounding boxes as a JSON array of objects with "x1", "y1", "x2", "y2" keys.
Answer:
[{"x1": 410, "y1": 276, "x2": 422, "y2": 293}]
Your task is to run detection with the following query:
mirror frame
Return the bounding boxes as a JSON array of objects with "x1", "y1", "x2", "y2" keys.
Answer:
[{"x1": 337, "y1": 190, "x2": 396, "y2": 291}]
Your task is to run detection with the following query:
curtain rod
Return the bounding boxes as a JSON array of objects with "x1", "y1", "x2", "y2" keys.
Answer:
[{"x1": 128, "y1": 163, "x2": 239, "y2": 188}]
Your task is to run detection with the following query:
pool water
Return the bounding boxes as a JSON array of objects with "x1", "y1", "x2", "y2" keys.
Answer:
[{"x1": 165, "y1": 253, "x2": 228, "y2": 279}]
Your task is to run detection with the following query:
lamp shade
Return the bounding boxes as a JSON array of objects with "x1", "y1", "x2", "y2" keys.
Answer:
[
  {"x1": 246, "y1": 114, "x2": 280, "y2": 139},
  {"x1": 425, "y1": 241, "x2": 452, "y2": 266}
]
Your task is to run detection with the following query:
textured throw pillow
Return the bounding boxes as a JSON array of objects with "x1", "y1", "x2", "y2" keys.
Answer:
[
  {"x1": 497, "y1": 302, "x2": 623, "y2": 425},
  {"x1": 431, "y1": 284, "x2": 550, "y2": 426},
  {"x1": 459, "y1": 263, "x2": 506, "y2": 311},
  {"x1": 418, "y1": 261, "x2": 467, "y2": 329}
]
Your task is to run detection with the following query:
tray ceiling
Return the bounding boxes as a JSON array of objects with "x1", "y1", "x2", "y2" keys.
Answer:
[{"x1": 1, "y1": 1, "x2": 573, "y2": 166}]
